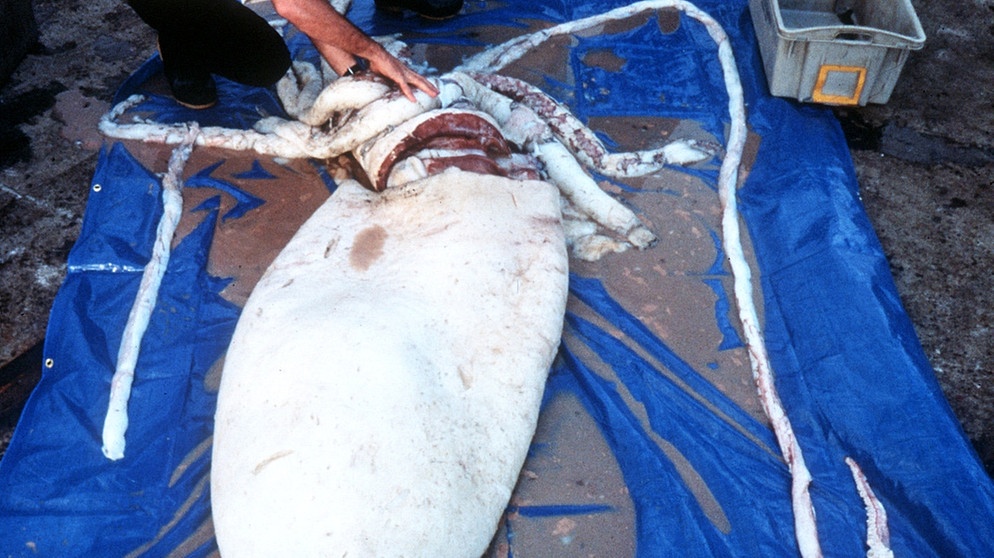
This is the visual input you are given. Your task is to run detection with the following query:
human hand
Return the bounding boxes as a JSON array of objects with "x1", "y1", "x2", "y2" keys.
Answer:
[
  {"x1": 271, "y1": 0, "x2": 438, "y2": 102},
  {"x1": 366, "y1": 51, "x2": 439, "y2": 102}
]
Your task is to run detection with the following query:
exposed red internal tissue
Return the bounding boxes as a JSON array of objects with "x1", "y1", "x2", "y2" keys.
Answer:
[{"x1": 373, "y1": 112, "x2": 514, "y2": 191}]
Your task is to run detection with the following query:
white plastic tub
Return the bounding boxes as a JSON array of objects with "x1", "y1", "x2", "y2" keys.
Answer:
[{"x1": 750, "y1": 0, "x2": 926, "y2": 105}]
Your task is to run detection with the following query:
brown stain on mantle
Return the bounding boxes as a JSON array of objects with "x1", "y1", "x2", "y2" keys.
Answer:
[{"x1": 350, "y1": 225, "x2": 388, "y2": 271}]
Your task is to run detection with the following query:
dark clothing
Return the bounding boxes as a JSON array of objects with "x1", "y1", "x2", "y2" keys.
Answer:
[{"x1": 127, "y1": 0, "x2": 292, "y2": 87}]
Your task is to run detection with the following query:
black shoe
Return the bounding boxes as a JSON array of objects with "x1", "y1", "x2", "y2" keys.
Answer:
[
  {"x1": 157, "y1": 37, "x2": 218, "y2": 110},
  {"x1": 375, "y1": 0, "x2": 463, "y2": 20}
]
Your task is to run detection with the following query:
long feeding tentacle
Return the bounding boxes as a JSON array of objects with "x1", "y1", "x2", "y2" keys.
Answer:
[
  {"x1": 697, "y1": 9, "x2": 829, "y2": 557},
  {"x1": 845, "y1": 457, "x2": 894, "y2": 558},
  {"x1": 669, "y1": 3, "x2": 825, "y2": 556},
  {"x1": 101, "y1": 124, "x2": 200, "y2": 460}
]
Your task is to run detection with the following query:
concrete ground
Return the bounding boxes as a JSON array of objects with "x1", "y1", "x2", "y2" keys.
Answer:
[{"x1": 1, "y1": 0, "x2": 991, "y2": 474}]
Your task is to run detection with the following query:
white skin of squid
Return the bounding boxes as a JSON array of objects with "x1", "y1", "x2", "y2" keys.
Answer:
[
  {"x1": 375, "y1": 33, "x2": 424, "y2": 65},
  {"x1": 277, "y1": 61, "x2": 324, "y2": 120},
  {"x1": 559, "y1": 205, "x2": 632, "y2": 260},
  {"x1": 300, "y1": 78, "x2": 391, "y2": 125},
  {"x1": 211, "y1": 173, "x2": 568, "y2": 556},
  {"x1": 683, "y1": 5, "x2": 831, "y2": 557},
  {"x1": 102, "y1": 69, "x2": 648, "y2": 259},
  {"x1": 261, "y1": 87, "x2": 441, "y2": 159},
  {"x1": 386, "y1": 155, "x2": 430, "y2": 185},
  {"x1": 243, "y1": 77, "x2": 441, "y2": 160},
  {"x1": 100, "y1": 97, "x2": 317, "y2": 159},
  {"x1": 104, "y1": 89, "x2": 431, "y2": 161},
  {"x1": 845, "y1": 457, "x2": 894, "y2": 558},
  {"x1": 700, "y1": 13, "x2": 826, "y2": 557},
  {"x1": 101, "y1": 79, "x2": 436, "y2": 161},
  {"x1": 456, "y1": 1, "x2": 715, "y2": 74},
  {"x1": 537, "y1": 138, "x2": 657, "y2": 252},
  {"x1": 101, "y1": 125, "x2": 199, "y2": 460},
  {"x1": 278, "y1": 60, "x2": 392, "y2": 126}
]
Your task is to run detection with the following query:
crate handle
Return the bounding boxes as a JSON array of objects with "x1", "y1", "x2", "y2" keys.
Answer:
[{"x1": 835, "y1": 30, "x2": 873, "y2": 42}]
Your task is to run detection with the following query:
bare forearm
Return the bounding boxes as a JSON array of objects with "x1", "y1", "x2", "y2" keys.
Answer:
[
  {"x1": 315, "y1": 43, "x2": 361, "y2": 75},
  {"x1": 272, "y1": 0, "x2": 385, "y2": 68},
  {"x1": 271, "y1": 0, "x2": 438, "y2": 100}
]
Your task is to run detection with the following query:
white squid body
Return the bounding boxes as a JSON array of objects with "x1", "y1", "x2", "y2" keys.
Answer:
[{"x1": 211, "y1": 169, "x2": 568, "y2": 556}]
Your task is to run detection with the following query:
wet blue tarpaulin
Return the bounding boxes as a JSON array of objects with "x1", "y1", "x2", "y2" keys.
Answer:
[{"x1": 2, "y1": 0, "x2": 992, "y2": 556}]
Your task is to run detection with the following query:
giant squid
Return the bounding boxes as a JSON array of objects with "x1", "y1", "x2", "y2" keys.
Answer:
[{"x1": 98, "y1": 1, "x2": 893, "y2": 556}]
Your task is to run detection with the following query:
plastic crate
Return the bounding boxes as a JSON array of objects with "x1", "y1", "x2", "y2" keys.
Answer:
[{"x1": 749, "y1": 0, "x2": 925, "y2": 105}]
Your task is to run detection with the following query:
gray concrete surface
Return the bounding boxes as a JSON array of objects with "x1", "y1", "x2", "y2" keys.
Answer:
[{"x1": 1, "y1": 0, "x2": 991, "y2": 474}]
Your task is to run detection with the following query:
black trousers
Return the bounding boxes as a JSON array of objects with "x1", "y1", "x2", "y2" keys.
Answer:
[{"x1": 127, "y1": 0, "x2": 292, "y2": 87}]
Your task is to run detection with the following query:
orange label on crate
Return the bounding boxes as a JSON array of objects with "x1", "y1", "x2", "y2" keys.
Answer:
[{"x1": 812, "y1": 65, "x2": 867, "y2": 105}]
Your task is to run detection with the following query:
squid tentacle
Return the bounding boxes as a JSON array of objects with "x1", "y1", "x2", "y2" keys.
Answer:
[
  {"x1": 278, "y1": 61, "x2": 393, "y2": 126},
  {"x1": 846, "y1": 457, "x2": 895, "y2": 558},
  {"x1": 278, "y1": 60, "x2": 325, "y2": 120},
  {"x1": 101, "y1": 124, "x2": 200, "y2": 460},
  {"x1": 99, "y1": 95, "x2": 311, "y2": 158},
  {"x1": 469, "y1": 72, "x2": 716, "y2": 177}
]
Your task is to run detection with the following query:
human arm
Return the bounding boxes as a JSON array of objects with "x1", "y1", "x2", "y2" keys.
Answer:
[{"x1": 270, "y1": 0, "x2": 438, "y2": 101}]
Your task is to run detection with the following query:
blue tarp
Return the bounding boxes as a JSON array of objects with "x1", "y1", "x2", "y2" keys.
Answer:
[{"x1": 2, "y1": 0, "x2": 992, "y2": 556}]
